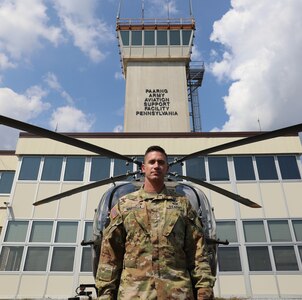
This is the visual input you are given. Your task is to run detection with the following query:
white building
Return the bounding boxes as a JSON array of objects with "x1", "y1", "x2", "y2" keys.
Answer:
[{"x1": 0, "y1": 13, "x2": 302, "y2": 300}]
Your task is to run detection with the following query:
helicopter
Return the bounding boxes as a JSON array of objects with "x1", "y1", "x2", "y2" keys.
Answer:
[{"x1": 0, "y1": 114, "x2": 302, "y2": 299}]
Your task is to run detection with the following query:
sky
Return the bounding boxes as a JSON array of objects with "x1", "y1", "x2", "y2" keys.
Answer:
[{"x1": 0, "y1": 0, "x2": 302, "y2": 150}]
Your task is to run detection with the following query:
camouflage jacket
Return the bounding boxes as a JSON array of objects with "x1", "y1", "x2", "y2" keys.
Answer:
[{"x1": 96, "y1": 186, "x2": 215, "y2": 299}]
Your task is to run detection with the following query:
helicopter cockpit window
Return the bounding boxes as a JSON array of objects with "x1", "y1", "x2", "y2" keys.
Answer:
[
  {"x1": 64, "y1": 156, "x2": 85, "y2": 181},
  {"x1": 18, "y1": 156, "x2": 41, "y2": 180},
  {"x1": 90, "y1": 157, "x2": 110, "y2": 181},
  {"x1": 208, "y1": 156, "x2": 229, "y2": 181},
  {"x1": 185, "y1": 157, "x2": 206, "y2": 181},
  {"x1": 41, "y1": 156, "x2": 63, "y2": 181}
]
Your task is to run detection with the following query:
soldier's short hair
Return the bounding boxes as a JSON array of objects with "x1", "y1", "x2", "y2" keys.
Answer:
[{"x1": 144, "y1": 145, "x2": 167, "y2": 161}]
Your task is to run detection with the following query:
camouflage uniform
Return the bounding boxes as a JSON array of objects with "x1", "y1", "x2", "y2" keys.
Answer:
[{"x1": 96, "y1": 186, "x2": 215, "y2": 299}]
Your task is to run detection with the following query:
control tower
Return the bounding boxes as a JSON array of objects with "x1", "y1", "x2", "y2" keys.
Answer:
[{"x1": 117, "y1": 13, "x2": 196, "y2": 132}]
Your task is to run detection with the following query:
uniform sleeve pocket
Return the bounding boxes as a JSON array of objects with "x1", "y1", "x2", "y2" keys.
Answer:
[{"x1": 98, "y1": 264, "x2": 115, "y2": 282}]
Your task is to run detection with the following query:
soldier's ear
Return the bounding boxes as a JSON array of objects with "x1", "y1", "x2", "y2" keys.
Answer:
[{"x1": 141, "y1": 163, "x2": 146, "y2": 173}]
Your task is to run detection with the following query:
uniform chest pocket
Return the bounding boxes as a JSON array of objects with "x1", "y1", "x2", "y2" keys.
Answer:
[{"x1": 163, "y1": 209, "x2": 185, "y2": 240}]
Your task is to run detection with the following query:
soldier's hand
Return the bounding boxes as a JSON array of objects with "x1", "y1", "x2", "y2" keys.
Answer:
[{"x1": 197, "y1": 287, "x2": 214, "y2": 300}]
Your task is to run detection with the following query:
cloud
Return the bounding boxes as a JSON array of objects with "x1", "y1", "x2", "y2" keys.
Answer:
[
  {"x1": 49, "y1": 106, "x2": 94, "y2": 132},
  {"x1": 209, "y1": 0, "x2": 302, "y2": 131},
  {"x1": 114, "y1": 71, "x2": 124, "y2": 80},
  {"x1": 53, "y1": 0, "x2": 115, "y2": 62},
  {"x1": 0, "y1": 85, "x2": 50, "y2": 149},
  {"x1": 0, "y1": 86, "x2": 49, "y2": 119},
  {"x1": 44, "y1": 72, "x2": 74, "y2": 105},
  {"x1": 146, "y1": 0, "x2": 178, "y2": 17},
  {"x1": 0, "y1": 0, "x2": 62, "y2": 62},
  {"x1": 113, "y1": 125, "x2": 123, "y2": 132}
]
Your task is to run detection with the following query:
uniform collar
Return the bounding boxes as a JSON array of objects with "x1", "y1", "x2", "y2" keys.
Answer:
[{"x1": 139, "y1": 185, "x2": 175, "y2": 201}]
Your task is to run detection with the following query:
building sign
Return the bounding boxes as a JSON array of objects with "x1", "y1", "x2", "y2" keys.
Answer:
[{"x1": 136, "y1": 89, "x2": 178, "y2": 116}]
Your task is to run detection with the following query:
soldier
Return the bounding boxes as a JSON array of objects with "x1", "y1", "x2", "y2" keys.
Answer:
[{"x1": 96, "y1": 145, "x2": 215, "y2": 299}]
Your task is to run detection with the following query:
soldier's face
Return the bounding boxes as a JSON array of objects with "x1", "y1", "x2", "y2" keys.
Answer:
[{"x1": 142, "y1": 151, "x2": 169, "y2": 183}]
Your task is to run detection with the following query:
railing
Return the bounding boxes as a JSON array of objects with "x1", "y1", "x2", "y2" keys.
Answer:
[{"x1": 116, "y1": 17, "x2": 195, "y2": 27}]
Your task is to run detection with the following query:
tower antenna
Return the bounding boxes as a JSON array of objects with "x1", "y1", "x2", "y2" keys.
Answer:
[
  {"x1": 167, "y1": 0, "x2": 170, "y2": 19},
  {"x1": 142, "y1": 0, "x2": 145, "y2": 19},
  {"x1": 189, "y1": 0, "x2": 193, "y2": 17},
  {"x1": 117, "y1": 0, "x2": 123, "y2": 19}
]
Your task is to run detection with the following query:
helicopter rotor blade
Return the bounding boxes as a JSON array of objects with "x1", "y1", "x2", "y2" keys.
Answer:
[
  {"x1": 0, "y1": 115, "x2": 141, "y2": 166},
  {"x1": 34, "y1": 171, "x2": 139, "y2": 206},
  {"x1": 170, "y1": 123, "x2": 302, "y2": 166},
  {"x1": 169, "y1": 173, "x2": 261, "y2": 208}
]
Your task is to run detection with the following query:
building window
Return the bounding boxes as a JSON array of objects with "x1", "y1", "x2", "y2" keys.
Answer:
[
  {"x1": 218, "y1": 247, "x2": 242, "y2": 271},
  {"x1": 50, "y1": 247, "x2": 75, "y2": 272},
  {"x1": 216, "y1": 221, "x2": 238, "y2": 243},
  {"x1": 18, "y1": 156, "x2": 41, "y2": 180},
  {"x1": 55, "y1": 222, "x2": 78, "y2": 243},
  {"x1": 0, "y1": 171, "x2": 15, "y2": 194},
  {"x1": 255, "y1": 156, "x2": 278, "y2": 180},
  {"x1": 182, "y1": 30, "x2": 192, "y2": 45},
  {"x1": 113, "y1": 159, "x2": 133, "y2": 177},
  {"x1": 298, "y1": 246, "x2": 302, "y2": 262},
  {"x1": 277, "y1": 156, "x2": 301, "y2": 179},
  {"x1": 24, "y1": 247, "x2": 49, "y2": 271},
  {"x1": 83, "y1": 222, "x2": 93, "y2": 241},
  {"x1": 90, "y1": 157, "x2": 110, "y2": 181},
  {"x1": 208, "y1": 157, "x2": 229, "y2": 181},
  {"x1": 170, "y1": 30, "x2": 180, "y2": 45},
  {"x1": 81, "y1": 247, "x2": 92, "y2": 272},
  {"x1": 293, "y1": 220, "x2": 302, "y2": 241},
  {"x1": 64, "y1": 157, "x2": 85, "y2": 181},
  {"x1": 4, "y1": 221, "x2": 28, "y2": 242},
  {"x1": 0, "y1": 246, "x2": 24, "y2": 271},
  {"x1": 272, "y1": 246, "x2": 299, "y2": 271},
  {"x1": 41, "y1": 156, "x2": 63, "y2": 181},
  {"x1": 246, "y1": 246, "x2": 272, "y2": 271},
  {"x1": 268, "y1": 220, "x2": 291, "y2": 242},
  {"x1": 29, "y1": 221, "x2": 53, "y2": 242},
  {"x1": 185, "y1": 157, "x2": 206, "y2": 181},
  {"x1": 168, "y1": 157, "x2": 183, "y2": 179},
  {"x1": 243, "y1": 221, "x2": 266, "y2": 242},
  {"x1": 144, "y1": 30, "x2": 155, "y2": 45},
  {"x1": 81, "y1": 222, "x2": 93, "y2": 272},
  {"x1": 233, "y1": 156, "x2": 255, "y2": 181},
  {"x1": 157, "y1": 30, "x2": 168, "y2": 45},
  {"x1": 120, "y1": 30, "x2": 129, "y2": 46},
  {"x1": 131, "y1": 30, "x2": 142, "y2": 46}
]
